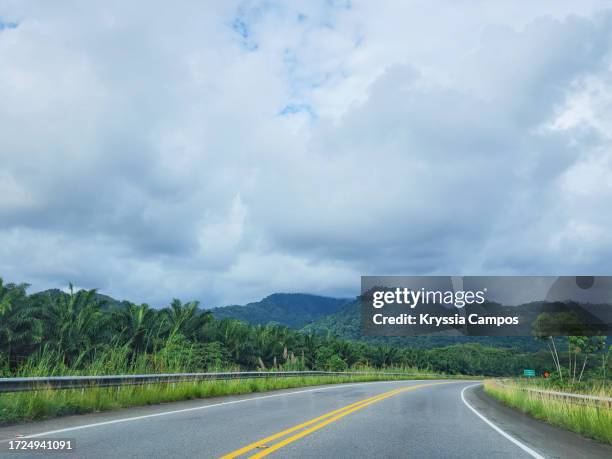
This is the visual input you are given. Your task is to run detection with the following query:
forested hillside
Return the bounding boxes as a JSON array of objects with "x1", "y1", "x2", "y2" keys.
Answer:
[
  {"x1": 303, "y1": 299, "x2": 548, "y2": 352},
  {"x1": 0, "y1": 279, "x2": 554, "y2": 376},
  {"x1": 211, "y1": 293, "x2": 350, "y2": 328},
  {"x1": 28, "y1": 290, "x2": 544, "y2": 351}
]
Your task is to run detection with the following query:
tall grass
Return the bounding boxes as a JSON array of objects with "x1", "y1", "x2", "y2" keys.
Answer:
[
  {"x1": 506, "y1": 377, "x2": 611, "y2": 397},
  {"x1": 484, "y1": 380, "x2": 612, "y2": 444},
  {"x1": 0, "y1": 342, "x2": 465, "y2": 426},
  {"x1": 10, "y1": 342, "x2": 238, "y2": 378},
  {"x1": 0, "y1": 372, "x2": 443, "y2": 426}
]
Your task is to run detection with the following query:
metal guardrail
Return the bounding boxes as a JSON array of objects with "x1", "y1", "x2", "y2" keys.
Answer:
[
  {"x1": 493, "y1": 380, "x2": 612, "y2": 408},
  {"x1": 0, "y1": 371, "x2": 439, "y2": 393}
]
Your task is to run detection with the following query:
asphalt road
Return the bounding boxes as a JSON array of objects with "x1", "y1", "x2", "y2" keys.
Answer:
[{"x1": 0, "y1": 380, "x2": 610, "y2": 458}]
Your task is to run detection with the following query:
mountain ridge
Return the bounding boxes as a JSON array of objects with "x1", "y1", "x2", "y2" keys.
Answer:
[
  {"x1": 210, "y1": 292, "x2": 351, "y2": 328},
  {"x1": 29, "y1": 289, "x2": 549, "y2": 350}
]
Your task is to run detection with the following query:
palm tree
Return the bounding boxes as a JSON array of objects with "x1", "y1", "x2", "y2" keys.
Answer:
[
  {"x1": 0, "y1": 278, "x2": 42, "y2": 367},
  {"x1": 218, "y1": 319, "x2": 255, "y2": 367},
  {"x1": 42, "y1": 284, "x2": 105, "y2": 366},
  {"x1": 163, "y1": 299, "x2": 211, "y2": 342},
  {"x1": 295, "y1": 332, "x2": 318, "y2": 369},
  {"x1": 112, "y1": 302, "x2": 157, "y2": 356},
  {"x1": 253, "y1": 325, "x2": 282, "y2": 368}
]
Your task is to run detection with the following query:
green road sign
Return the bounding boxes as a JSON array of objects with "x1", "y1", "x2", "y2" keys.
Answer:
[{"x1": 523, "y1": 369, "x2": 536, "y2": 377}]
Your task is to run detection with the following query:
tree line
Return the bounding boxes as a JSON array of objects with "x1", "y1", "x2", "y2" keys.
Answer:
[{"x1": 0, "y1": 279, "x2": 564, "y2": 377}]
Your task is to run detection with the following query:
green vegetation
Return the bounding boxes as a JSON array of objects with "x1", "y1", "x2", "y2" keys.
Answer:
[
  {"x1": 501, "y1": 377, "x2": 611, "y2": 397},
  {"x1": 484, "y1": 379, "x2": 612, "y2": 444},
  {"x1": 211, "y1": 293, "x2": 350, "y2": 328},
  {"x1": 2, "y1": 277, "x2": 608, "y2": 428},
  {"x1": 482, "y1": 312, "x2": 612, "y2": 444},
  {"x1": 304, "y1": 299, "x2": 552, "y2": 352},
  {"x1": 0, "y1": 373, "x2": 438, "y2": 426},
  {"x1": 0, "y1": 279, "x2": 554, "y2": 378},
  {"x1": 533, "y1": 312, "x2": 610, "y2": 384}
]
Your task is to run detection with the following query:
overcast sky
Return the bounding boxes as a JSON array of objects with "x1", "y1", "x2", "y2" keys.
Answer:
[{"x1": 1, "y1": 1, "x2": 612, "y2": 307}]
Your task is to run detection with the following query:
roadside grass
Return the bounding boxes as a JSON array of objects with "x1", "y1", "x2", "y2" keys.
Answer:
[
  {"x1": 484, "y1": 379, "x2": 612, "y2": 445},
  {"x1": 506, "y1": 377, "x2": 612, "y2": 397},
  {"x1": 1, "y1": 345, "x2": 475, "y2": 426},
  {"x1": 0, "y1": 372, "x2": 461, "y2": 426}
]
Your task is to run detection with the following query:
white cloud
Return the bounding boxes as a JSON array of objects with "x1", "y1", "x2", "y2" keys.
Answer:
[{"x1": 1, "y1": 1, "x2": 612, "y2": 306}]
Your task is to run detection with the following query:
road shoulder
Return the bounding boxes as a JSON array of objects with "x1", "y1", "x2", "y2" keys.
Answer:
[{"x1": 463, "y1": 384, "x2": 612, "y2": 459}]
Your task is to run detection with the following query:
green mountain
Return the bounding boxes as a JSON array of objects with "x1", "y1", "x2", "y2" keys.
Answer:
[
  {"x1": 29, "y1": 289, "x2": 548, "y2": 351},
  {"x1": 29, "y1": 289, "x2": 130, "y2": 310},
  {"x1": 210, "y1": 293, "x2": 351, "y2": 328},
  {"x1": 302, "y1": 298, "x2": 547, "y2": 352}
]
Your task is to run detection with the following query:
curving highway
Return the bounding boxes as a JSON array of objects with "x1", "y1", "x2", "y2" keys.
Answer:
[{"x1": 0, "y1": 380, "x2": 610, "y2": 458}]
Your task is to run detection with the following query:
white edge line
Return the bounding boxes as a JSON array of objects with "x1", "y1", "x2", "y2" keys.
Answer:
[
  {"x1": 1, "y1": 379, "x2": 449, "y2": 442},
  {"x1": 461, "y1": 383, "x2": 545, "y2": 459}
]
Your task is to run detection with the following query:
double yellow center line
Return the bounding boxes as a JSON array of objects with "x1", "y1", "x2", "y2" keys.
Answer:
[{"x1": 220, "y1": 382, "x2": 449, "y2": 458}]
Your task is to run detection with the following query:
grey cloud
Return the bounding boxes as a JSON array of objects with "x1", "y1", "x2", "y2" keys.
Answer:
[{"x1": 1, "y1": 1, "x2": 612, "y2": 306}]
